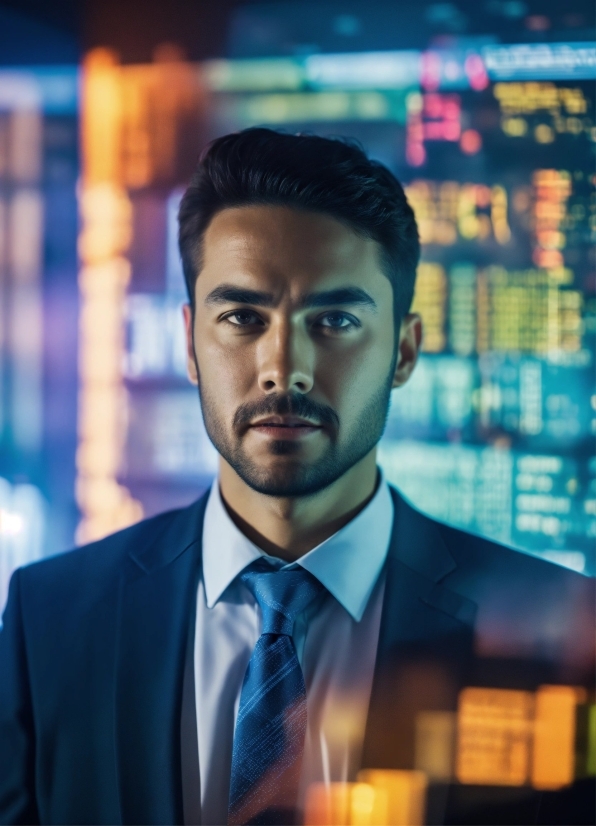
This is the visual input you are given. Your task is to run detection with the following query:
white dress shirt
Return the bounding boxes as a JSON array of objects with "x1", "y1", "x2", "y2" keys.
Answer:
[{"x1": 195, "y1": 475, "x2": 394, "y2": 825}]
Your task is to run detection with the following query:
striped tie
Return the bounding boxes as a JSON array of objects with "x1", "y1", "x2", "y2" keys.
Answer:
[{"x1": 228, "y1": 559, "x2": 324, "y2": 825}]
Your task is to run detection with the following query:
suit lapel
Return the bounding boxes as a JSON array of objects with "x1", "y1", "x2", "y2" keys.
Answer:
[
  {"x1": 362, "y1": 489, "x2": 477, "y2": 772},
  {"x1": 115, "y1": 495, "x2": 207, "y2": 826}
]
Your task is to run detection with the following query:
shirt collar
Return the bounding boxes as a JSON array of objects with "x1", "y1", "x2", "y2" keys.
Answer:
[{"x1": 201, "y1": 474, "x2": 394, "y2": 622}]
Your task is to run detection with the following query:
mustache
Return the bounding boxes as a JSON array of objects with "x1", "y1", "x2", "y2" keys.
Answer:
[{"x1": 233, "y1": 393, "x2": 340, "y2": 431}]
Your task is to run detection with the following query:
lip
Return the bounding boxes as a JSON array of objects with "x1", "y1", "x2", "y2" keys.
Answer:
[
  {"x1": 251, "y1": 415, "x2": 321, "y2": 428},
  {"x1": 248, "y1": 416, "x2": 323, "y2": 439}
]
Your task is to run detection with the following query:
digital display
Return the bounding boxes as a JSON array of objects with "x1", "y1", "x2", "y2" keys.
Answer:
[
  {"x1": 115, "y1": 45, "x2": 595, "y2": 574},
  {"x1": 1, "y1": 37, "x2": 594, "y2": 617}
]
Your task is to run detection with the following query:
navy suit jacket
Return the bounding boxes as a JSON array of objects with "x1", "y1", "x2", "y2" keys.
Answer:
[{"x1": 0, "y1": 488, "x2": 594, "y2": 825}]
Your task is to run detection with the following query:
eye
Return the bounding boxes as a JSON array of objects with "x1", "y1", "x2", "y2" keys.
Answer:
[
  {"x1": 316, "y1": 311, "x2": 360, "y2": 331},
  {"x1": 223, "y1": 310, "x2": 263, "y2": 327}
]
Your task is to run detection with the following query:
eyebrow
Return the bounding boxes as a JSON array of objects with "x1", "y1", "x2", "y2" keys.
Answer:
[{"x1": 204, "y1": 284, "x2": 377, "y2": 311}]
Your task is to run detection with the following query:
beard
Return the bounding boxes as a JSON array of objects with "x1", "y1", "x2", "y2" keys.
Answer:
[{"x1": 197, "y1": 367, "x2": 395, "y2": 498}]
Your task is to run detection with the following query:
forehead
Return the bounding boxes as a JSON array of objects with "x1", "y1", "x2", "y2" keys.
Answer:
[{"x1": 196, "y1": 204, "x2": 389, "y2": 299}]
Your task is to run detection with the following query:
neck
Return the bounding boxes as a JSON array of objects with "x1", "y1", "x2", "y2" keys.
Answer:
[{"x1": 218, "y1": 451, "x2": 379, "y2": 562}]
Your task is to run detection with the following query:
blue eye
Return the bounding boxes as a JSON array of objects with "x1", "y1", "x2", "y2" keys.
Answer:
[{"x1": 317, "y1": 312, "x2": 359, "y2": 331}]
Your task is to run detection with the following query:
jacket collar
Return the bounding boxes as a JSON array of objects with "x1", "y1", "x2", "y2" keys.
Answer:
[
  {"x1": 202, "y1": 476, "x2": 394, "y2": 622},
  {"x1": 388, "y1": 487, "x2": 456, "y2": 583},
  {"x1": 126, "y1": 493, "x2": 209, "y2": 576}
]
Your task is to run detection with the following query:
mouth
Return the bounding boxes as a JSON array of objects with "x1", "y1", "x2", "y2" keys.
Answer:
[{"x1": 248, "y1": 416, "x2": 323, "y2": 439}]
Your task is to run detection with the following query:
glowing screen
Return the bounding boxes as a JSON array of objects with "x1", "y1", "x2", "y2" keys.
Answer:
[{"x1": 1, "y1": 36, "x2": 594, "y2": 615}]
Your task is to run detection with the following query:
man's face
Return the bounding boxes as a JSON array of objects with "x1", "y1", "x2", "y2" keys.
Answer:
[{"x1": 184, "y1": 205, "x2": 420, "y2": 497}]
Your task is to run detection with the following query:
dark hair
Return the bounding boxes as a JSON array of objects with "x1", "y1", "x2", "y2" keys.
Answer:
[{"x1": 178, "y1": 128, "x2": 420, "y2": 321}]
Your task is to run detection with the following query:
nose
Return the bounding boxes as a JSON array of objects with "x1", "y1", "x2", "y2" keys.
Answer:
[{"x1": 256, "y1": 318, "x2": 314, "y2": 395}]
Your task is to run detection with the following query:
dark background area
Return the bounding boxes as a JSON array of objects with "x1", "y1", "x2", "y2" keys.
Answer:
[{"x1": 0, "y1": 0, "x2": 594, "y2": 66}]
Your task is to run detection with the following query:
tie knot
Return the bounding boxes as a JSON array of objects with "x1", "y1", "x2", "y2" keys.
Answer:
[{"x1": 240, "y1": 559, "x2": 324, "y2": 636}]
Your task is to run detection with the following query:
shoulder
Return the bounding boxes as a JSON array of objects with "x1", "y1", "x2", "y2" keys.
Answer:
[
  {"x1": 389, "y1": 483, "x2": 590, "y2": 587},
  {"x1": 15, "y1": 505, "x2": 189, "y2": 603},
  {"x1": 434, "y1": 512, "x2": 592, "y2": 598},
  {"x1": 389, "y1": 488, "x2": 594, "y2": 677},
  {"x1": 389, "y1": 484, "x2": 593, "y2": 634}
]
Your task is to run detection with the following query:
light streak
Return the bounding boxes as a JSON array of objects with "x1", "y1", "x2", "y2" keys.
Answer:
[
  {"x1": 483, "y1": 42, "x2": 596, "y2": 81},
  {"x1": 76, "y1": 49, "x2": 142, "y2": 543}
]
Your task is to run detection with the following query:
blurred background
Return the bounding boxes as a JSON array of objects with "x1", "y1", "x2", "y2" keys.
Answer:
[{"x1": 0, "y1": 0, "x2": 594, "y2": 612}]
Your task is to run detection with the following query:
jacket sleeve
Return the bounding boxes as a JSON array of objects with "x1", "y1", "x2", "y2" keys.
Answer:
[{"x1": 0, "y1": 570, "x2": 39, "y2": 825}]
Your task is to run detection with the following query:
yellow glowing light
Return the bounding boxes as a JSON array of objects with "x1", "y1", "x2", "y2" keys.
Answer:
[
  {"x1": 406, "y1": 180, "x2": 513, "y2": 248},
  {"x1": 350, "y1": 783, "x2": 388, "y2": 826},
  {"x1": 491, "y1": 185, "x2": 511, "y2": 244},
  {"x1": 411, "y1": 262, "x2": 447, "y2": 353},
  {"x1": 535, "y1": 124, "x2": 555, "y2": 144},
  {"x1": 357, "y1": 770, "x2": 427, "y2": 826},
  {"x1": 501, "y1": 117, "x2": 528, "y2": 137},
  {"x1": 531, "y1": 685, "x2": 587, "y2": 790},
  {"x1": 495, "y1": 84, "x2": 592, "y2": 140},
  {"x1": 477, "y1": 266, "x2": 580, "y2": 355},
  {"x1": 494, "y1": 82, "x2": 588, "y2": 117}
]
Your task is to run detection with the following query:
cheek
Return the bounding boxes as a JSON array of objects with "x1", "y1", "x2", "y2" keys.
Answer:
[
  {"x1": 194, "y1": 322, "x2": 256, "y2": 398},
  {"x1": 316, "y1": 331, "x2": 394, "y2": 409}
]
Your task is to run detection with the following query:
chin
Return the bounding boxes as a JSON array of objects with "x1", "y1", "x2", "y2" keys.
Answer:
[
  {"x1": 245, "y1": 464, "x2": 308, "y2": 495},
  {"x1": 237, "y1": 459, "x2": 339, "y2": 499}
]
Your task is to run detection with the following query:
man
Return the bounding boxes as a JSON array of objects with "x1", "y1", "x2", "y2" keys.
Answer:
[{"x1": 0, "y1": 129, "x2": 593, "y2": 826}]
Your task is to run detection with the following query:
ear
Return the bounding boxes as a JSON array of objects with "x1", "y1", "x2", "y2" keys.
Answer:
[
  {"x1": 392, "y1": 312, "x2": 423, "y2": 389},
  {"x1": 182, "y1": 303, "x2": 199, "y2": 386}
]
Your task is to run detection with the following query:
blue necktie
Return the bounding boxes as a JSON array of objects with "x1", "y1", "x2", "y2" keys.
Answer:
[{"x1": 228, "y1": 559, "x2": 324, "y2": 826}]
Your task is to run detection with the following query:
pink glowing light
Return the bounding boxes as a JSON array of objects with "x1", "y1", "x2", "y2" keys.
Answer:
[
  {"x1": 460, "y1": 129, "x2": 482, "y2": 154},
  {"x1": 406, "y1": 142, "x2": 426, "y2": 167},
  {"x1": 421, "y1": 52, "x2": 442, "y2": 91},
  {"x1": 464, "y1": 54, "x2": 489, "y2": 91}
]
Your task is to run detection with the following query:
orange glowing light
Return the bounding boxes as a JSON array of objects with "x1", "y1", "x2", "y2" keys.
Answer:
[
  {"x1": 305, "y1": 783, "x2": 350, "y2": 826},
  {"x1": 531, "y1": 685, "x2": 587, "y2": 790},
  {"x1": 456, "y1": 687, "x2": 534, "y2": 786},
  {"x1": 532, "y1": 169, "x2": 572, "y2": 275},
  {"x1": 304, "y1": 782, "x2": 388, "y2": 826},
  {"x1": 357, "y1": 770, "x2": 427, "y2": 826},
  {"x1": 77, "y1": 50, "x2": 143, "y2": 543}
]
